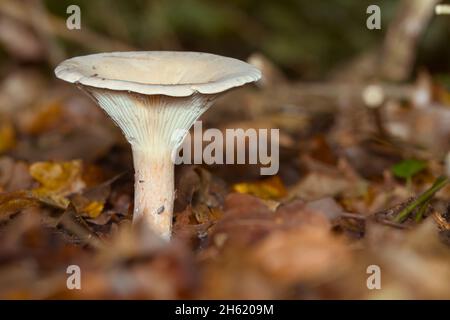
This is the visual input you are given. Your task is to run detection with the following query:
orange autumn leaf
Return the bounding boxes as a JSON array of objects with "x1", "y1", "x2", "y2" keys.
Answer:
[
  {"x1": 232, "y1": 176, "x2": 287, "y2": 200},
  {"x1": 82, "y1": 201, "x2": 104, "y2": 218},
  {"x1": 29, "y1": 160, "x2": 85, "y2": 208}
]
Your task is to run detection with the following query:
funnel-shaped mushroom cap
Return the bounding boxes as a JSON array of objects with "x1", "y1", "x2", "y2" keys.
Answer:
[
  {"x1": 55, "y1": 51, "x2": 261, "y2": 152},
  {"x1": 55, "y1": 51, "x2": 261, "y2": 97}
]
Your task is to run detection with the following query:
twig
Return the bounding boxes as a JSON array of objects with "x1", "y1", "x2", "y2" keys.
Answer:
[
  {"x1": 340, "y1": 212, "x2": 367, "y2": 220},
  {"x1": 377, "y1": 218, "x2": 412, "y2": 229},
  {"x1": 57, "y1": 204, "x2": 105, "y2": 250},
  {"x1": 394, "y1": 176, "x2": 449, "y2": 223},
  {"x1": 415, "y1": 197, "x2": 431, "y2": 222},
  {"x1": 380, "y1": 0, "x2": 440, "y2": 81}
]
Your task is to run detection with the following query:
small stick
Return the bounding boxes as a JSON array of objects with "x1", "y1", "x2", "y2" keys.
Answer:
[{"x1": 340, "y1": 212, "x2": 367, "y2": 220}]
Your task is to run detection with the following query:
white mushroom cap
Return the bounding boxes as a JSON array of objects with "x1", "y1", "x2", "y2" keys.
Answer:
[{"x1": 55, "y1": 51, "x2": 261, "y2": 97}]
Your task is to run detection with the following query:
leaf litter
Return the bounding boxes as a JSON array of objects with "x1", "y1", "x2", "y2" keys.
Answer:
[{"x1": 0, "y1": 53, "x2": 450, "y2": 300}]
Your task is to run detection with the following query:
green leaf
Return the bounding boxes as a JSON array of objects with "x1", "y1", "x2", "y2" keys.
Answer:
[{"x1": 391, "y1": 159, "x2": 427, "y2": 180}]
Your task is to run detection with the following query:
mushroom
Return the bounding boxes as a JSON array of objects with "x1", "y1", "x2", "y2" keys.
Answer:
[{"x1": 55, "y1": 51, "x2": 261, "y2": 240}]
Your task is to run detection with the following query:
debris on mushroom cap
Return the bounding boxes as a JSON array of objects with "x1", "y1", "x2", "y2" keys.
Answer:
[{"x1": 55, "y1": 51, "x2": 261, "y2": 97}]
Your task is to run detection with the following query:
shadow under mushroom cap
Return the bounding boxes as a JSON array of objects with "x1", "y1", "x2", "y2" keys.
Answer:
[{"x1": 55, "y1": 51, "x2": 261, "y2": 97}]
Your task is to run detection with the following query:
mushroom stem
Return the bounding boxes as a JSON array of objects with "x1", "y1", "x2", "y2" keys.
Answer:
[
  {"x1": 132, "y1": 147, "x2": 174, "y2": 240},
  {"x1": 133, "y1": 147, "x2": 174, "y2": 240}
]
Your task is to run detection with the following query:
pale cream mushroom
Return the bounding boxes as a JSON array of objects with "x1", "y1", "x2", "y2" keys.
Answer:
[{"x1": 55, "y1": 51, "x2": 261, "y2": 240}]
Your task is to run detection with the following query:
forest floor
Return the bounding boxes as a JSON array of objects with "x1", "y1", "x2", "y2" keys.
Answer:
[{"x1": 1, "y1": 59, "x2": 450, "y2": 299}]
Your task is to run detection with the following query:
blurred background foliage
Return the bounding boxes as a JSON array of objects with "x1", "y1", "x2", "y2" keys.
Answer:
[{"x1": 0, "y1": 0, "x2": 437, "y2": 80}]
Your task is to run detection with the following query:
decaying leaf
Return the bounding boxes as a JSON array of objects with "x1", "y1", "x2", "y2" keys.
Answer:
[
  {"x1": 81, "y1": 201, "x2": 104, "y2": 219},
  {"x1": 29, "y1": 160, "x2": 85, "y2": 208},
  {"x1": 69, "y1": 174, "x2": 122, "y2": 219},
  {"x1": 0, "y1": 191, "x2": 39, "y2": 222},
  {"x1": 232, "y1": 175, "x2": 287, "y2": 200}
]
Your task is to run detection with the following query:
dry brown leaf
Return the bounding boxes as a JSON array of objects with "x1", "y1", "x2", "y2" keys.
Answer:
[
  {"x1": 251, "y1": 225, "x2": 349, "y2": 284},
  {"x1": 0, "y1": 191, "x2": 39, "y2": 221}
]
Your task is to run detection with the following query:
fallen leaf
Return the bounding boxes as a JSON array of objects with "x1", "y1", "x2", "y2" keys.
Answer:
[
  {"x1": 70, "y1": 174, "x2": 122, "y2": 219},
  {"x1": 29, "y1": 160, "x2": 85, "y2": 208},
  {"x1": 232, "y1": 175, "x2": 287, "y2": 200},
  {"x1": 0, "y1": 191, "x2": 39, "y2": 221},
  {"x1": 392, "y1": 159, "x2": 426, "y2": 180},
  {"x1": 82, "y1": 201, "x2": 104, "y2": 219}
]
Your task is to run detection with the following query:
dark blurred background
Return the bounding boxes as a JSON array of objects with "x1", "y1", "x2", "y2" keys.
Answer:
[{"x1": 0, "y1": 0, "x2": 449, "y2": 80}]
